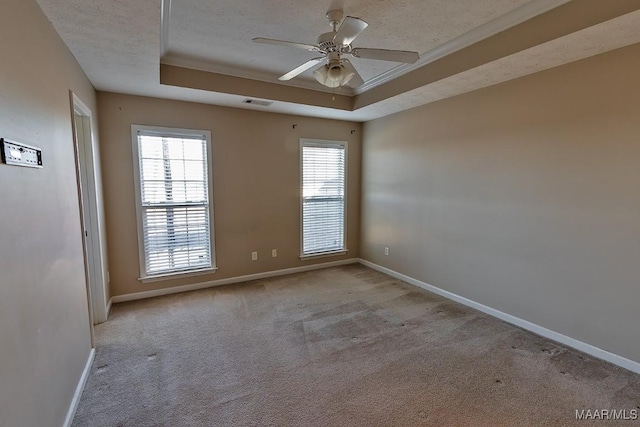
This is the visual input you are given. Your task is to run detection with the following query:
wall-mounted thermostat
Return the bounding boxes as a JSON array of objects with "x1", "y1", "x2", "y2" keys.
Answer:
[{"x1": 1, "y1": 138, "x2": 42, "y2": 168}]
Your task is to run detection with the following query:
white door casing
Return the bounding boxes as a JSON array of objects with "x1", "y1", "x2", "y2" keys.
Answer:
[{"x1": 71, "y1": 92, "x2": 109, "y2": 324}]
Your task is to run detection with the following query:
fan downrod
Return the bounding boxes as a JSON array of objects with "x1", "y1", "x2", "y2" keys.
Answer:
[{"x1": 326, "y1": 9, "x2": 343, "y2": 31}]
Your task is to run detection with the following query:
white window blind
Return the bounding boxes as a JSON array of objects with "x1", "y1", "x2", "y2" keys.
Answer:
[
  {"x1": 301, "y1": 141, "x2": 346, "y2": 256},
  {"x1": 134, "y1": 129, "x2": 213, "y2": 277}
]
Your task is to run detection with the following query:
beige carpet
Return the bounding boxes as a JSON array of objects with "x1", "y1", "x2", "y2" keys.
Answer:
[{"x1": 73, "y1": 265, "x2": 640, "y2": 426}]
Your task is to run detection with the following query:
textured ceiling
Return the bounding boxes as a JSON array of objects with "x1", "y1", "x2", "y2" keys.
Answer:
[
  {"x1": 166, "y1": 0, "x2": 530, "y2": 85},
  {"x1": 36, "y1": 0, "x2": 161, "y2": 96},
  {"x1": 356, "y1": 9, "x2": 640, "y2": 120},
  {"x1": 34, "y1": 0, "x2": 640, "y2": 122}
]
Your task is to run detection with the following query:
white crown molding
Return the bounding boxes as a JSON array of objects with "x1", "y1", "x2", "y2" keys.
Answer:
[
  {"x1": 161, "y1": 54, "x2": 355, "y2": 96},
  {"x1": 159, "y1": 0, "x2": 569, "y2": 99},
  {"x1": 158, "y1": 3, "x2": 353, "y2": 97},
  {"x1": 354, "y1": 0, "x2": 572, "y2": 94},
  {"x1": 160, "y1": 0, "x2": 172, "y2": 57}
]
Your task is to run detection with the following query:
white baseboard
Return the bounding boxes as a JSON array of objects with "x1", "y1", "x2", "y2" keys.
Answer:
[
  {"x1": 63, "y1": 348, "x2": 95, "y2": 427},
  {"x1": 111, "y1": 258, "x2": 359, "y2": 303},
  {"x1": 358, "y1": 259, "x2": 640, "y2": 375}
]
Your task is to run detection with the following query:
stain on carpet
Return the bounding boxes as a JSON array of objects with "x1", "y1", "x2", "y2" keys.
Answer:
[{"x1": 72, "y1": 265, "x2": 640, "y2": 427}]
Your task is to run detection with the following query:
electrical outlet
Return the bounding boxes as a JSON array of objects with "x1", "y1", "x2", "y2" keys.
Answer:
[
  {"x1": 384, "y1": 247, "x2": 390, "y2": 256},
  {"x1": 271, "y1": 249, "x2": 277, "y2": 258},
  {"x1": 251, "y1": 251, "x2": 258, "y2": 261}
]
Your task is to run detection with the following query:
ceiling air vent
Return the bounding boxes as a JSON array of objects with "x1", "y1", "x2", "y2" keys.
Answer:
[{"x1": 243, "y1": 99, "x2": 273, "y2": 107}]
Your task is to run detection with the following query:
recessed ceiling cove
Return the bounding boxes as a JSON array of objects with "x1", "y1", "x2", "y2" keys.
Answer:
[
  {"x1": 162, "y1": 0, "x2": 531, "y2": 91},
  {"x1": 34, "y1": 0, "x2": 640, "y2": 121}
]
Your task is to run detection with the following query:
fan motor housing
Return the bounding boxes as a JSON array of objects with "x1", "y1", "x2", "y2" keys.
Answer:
[
  {"x1": 326, "y1": 51, "x2": 341, "y2": 69},
  {"x1": 317, "y1": 32, "x2": 338, "y2": 52}
]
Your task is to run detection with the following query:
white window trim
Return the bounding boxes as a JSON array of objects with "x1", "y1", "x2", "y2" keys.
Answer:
[
  {"x1": 299, "y1": 138, "x2": 348, "y2": 259},
  {"x1": 299, "y1": 249, "x2": 349, "y2": 261},
  {"x1": 138, "y1": 267, "x2": 218, "y2": 284},
  {"x1": 131, "y1": 125, "x2": 217, "y2": 282}
]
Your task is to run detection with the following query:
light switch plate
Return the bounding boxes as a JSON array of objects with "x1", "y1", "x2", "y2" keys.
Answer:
[{"x1": 1, "y1": 138, "x2": 42, "y2": 168}]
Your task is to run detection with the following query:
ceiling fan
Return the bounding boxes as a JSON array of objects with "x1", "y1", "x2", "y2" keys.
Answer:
[{"x1": 253, "y1": 9, "x2": 419, "y2": 89}]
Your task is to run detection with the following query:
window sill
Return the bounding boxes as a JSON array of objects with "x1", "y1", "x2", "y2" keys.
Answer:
[
  {"x1": 300, "y1": 249, "x2": 348, "y2": 260},
  {"x1": 138, "y1": 267, "x2": 218, "y2": 284}
]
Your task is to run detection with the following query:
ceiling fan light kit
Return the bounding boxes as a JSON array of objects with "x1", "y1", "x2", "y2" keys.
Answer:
[
  {"x1": 313, "y1": 65, "x2": 355, "y2": 88},
  {"x1": 313, "y1": 52, "x2": 355, "y2": 88},
  {"x1": 253, "y1": 8, "x2": 419, "y2": 89}
]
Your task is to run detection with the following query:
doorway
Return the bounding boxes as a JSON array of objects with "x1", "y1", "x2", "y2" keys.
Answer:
[{"x1": 71, "y1": 92, "x2": 109, "y2": 326}]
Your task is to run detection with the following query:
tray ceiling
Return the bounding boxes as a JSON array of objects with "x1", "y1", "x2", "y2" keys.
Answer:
[
  {"x1": 34, "y1": 0, "x2": 640, "y2": 121},
  {"x1": 164, "y1": 0, "x2": 531, "y2": 86}
]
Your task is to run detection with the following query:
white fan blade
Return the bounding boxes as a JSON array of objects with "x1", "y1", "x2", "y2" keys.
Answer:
[
  {"x1": 279, "y1": 57, "x2": 325, "y2": 81},
  {"x1": 333, "y1": 16, "x2": 368, "y2": 46},
  {"x1": 342, "y1": 59, "x2": 364, "y2": 87},
  {"x1": 352, "y1": 48, "x2": 419, "y2": 63},
  {"x1": 253, "y1": 37, "x2": 320, "y2": 52}
]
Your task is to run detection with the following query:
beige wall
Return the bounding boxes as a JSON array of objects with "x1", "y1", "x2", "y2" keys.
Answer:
[
  {"x1": 0, "y1": 1, "x2": 97, "y2": 426},
  {"x1": 98, "y1": 93, "x2": 361, "y2": 297},
  {"x1": 361, "y1": 43, "x2": 640, "y2": 364}
]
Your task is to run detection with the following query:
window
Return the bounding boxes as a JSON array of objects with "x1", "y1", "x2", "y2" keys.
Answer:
[
  {"x1": 300, "y1": 139, "x2": 347, "y2": 257},
  {"x1": 132, "y1": 125, "x2": 215, "y2": 280}
]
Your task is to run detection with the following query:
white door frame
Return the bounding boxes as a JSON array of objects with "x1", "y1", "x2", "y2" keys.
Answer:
[{"x1": 70, "y1": 91, "x2": 109, "y2": 325}]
